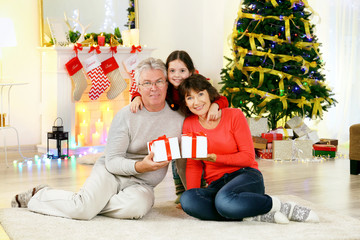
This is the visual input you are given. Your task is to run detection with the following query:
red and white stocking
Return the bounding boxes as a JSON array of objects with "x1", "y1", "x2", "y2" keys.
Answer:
[
  {"x1": 65, "y1": 56, "x2": 87, "y2": 101},
  {"x1": 123, "y1": 53, "x2": 140, "y2": 95},
  {"x1": 83, "y1": 55, "x2": 110, "y2": 100},
  {"x1": 101, "y1": 57, "x2": 127, "y2": 100}
]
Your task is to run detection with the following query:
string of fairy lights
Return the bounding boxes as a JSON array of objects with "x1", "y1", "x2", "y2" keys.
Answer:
[{"x1": 11, "y1": 147, "x2": 104, "y2": 172}]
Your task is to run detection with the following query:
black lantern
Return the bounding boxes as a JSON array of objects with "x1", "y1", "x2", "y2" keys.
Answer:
[{"x1": 47, "y1": 117, "x2": 69, "y2": 159}]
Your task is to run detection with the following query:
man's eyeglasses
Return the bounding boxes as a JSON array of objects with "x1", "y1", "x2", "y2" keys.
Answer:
[{"x1": 139, "y1": 80, "x2": 167, "y2": 89}]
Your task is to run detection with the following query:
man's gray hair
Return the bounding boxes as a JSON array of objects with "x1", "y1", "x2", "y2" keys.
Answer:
[{"x1": 134, "y1": 57, "x2": 167, "y2": 85}]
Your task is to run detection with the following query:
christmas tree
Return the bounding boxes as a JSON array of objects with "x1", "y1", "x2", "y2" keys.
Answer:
[{"x1": 220, "y1": 0, "x2": 336, "y2": 130}]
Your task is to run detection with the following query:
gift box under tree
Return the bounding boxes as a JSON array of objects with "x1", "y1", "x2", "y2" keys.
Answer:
[
  {"x1": 262, "y1": 133, "x2": 283, "y2": 143},
  {"x1": 273, "y1": 139, "x2": 313, "y2": 160},
  {"x1": 313, "y1": 144, "x2": 337, "y2": 158},
  {"x1": 319, "y1": 138, "x2": 338, "y2": 146},
  {"x1": 285, "y1": 116, "x2": 312, "y2": 138},
  {"x1": 256, "y1": 149, "x2": 272, "y2": 159},
  {"x1": 272, "y1": 127, "x2": 294, "y2": 139},
  {"x1": 252, "y1": 136, "x2": 267, "y2": 149},
  {"x1": 247, "y1": 118, "x2": 268, "y2": 137},
  {"x1": 298, "y1": 130, "x2": 320, "y2": 144}
]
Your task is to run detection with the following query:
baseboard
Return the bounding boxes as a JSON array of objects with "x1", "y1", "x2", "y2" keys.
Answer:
[{"x1": 0, "y1": 144, "x2": 38, "y2": 153}]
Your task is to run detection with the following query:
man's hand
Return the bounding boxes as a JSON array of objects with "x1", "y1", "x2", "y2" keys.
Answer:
[
  {"x1": 130, "y1": 96, "x2": 143, "y2": 113},
  {"x1": 135, "y1": 152, "x2": 170, "y2": 173}
]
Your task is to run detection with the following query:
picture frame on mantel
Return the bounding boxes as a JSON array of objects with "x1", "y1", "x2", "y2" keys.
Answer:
[{"x1": 47, "y1": 18, "x2": 70, "y2": 46}]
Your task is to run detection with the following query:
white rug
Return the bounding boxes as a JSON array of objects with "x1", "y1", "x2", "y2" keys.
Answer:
[
  {"x1": 1, "y1": 195, "x2": 360, "y2": 240},
  {"x1": 76, "y1": 152, "x2": 103, "y2": 165}
]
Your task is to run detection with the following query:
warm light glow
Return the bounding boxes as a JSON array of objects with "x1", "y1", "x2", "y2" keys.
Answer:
[{"x1": 0, "y1": 18, "x2": 17, "y2": 48}]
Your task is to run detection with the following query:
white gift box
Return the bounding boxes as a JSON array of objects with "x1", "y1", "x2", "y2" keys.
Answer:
[
  {"x1": 247, "y1": 118, "x2": 268, "y2": 137},
  {"x1": 273, "y1": 139, "x2": 313, "y2": 160},
  {"x1": 273, "y1": 128, "x2": 294, "y2": 139},
  {"x1": 181, "y1": 133, "x2": 208, "y2": 158},
  {"x1": 147, "y1": 136, "x2": 181, "y2": 162},
  {"x1": 285, "y1": 116, "x2": 311, "y2": 137},
  {"x1": 297, "y1": 130, "x2": 320, "y2": 144}
]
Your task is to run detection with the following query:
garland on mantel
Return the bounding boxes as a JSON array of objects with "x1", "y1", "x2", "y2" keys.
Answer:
[{"x1": 66, "y1": 28, "x2": 122, "y2": 46}]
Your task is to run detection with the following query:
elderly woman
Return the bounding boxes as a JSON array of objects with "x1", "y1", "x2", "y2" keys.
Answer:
[{"x1": 178, "y1": 74, "x2": 319, "y2": 224}]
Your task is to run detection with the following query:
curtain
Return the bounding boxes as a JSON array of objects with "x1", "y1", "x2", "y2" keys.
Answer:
[{"x1": 305, "y1": 0, "x2": 360, "y2": 145}]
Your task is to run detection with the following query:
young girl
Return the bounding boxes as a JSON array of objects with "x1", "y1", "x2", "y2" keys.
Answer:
[{"x1": 130, "y1": 50, "x2": 229, "y2": 203}]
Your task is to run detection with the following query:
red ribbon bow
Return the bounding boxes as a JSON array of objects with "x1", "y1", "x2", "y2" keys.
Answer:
[
  {"x1": 183, "y1": 132, "x2": 206, "y2": 158},
  {"x1": 89, "y1": 45, "x2": 101, "y2": 54},
  {"x1": 73, "y1": 43, "x2": 83, "y2": 55},
  {"x1": 110, "y1": 46, "x2": 118, "y2": 54},
  {"x1": 149, "y1": 135, "x2": 172, "y2": 161},
  {"x1": 130, "y1": 45, "x2": 142, "y2": 53}
]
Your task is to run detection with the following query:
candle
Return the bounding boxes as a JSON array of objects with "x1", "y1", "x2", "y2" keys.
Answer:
[
  {"x1": 78, "y1": 133, "x2": 85, "y2": 147},
  {"x1": 79, "y1": 120, "x2": 88, "y2": 144},
  {"x1": 98, "y1": 33, "x2": 105, "y2": 46},
  {"x1": 121, "y1": 29, "x2": 131, "y2": 47},
  {"x1": 130, "y1": 28, "x2": 140, "y2": 46},
  {"x1": 102, "y1": 107, "x2": 113, "y2": 128},
  {"x1": 79, "y1": 108, "x2": 90, "y2": 124},
  {"x1": 95, "y1": 119, "x2": 104, "y2": 134},
  {"x1": 95, "y1": 119, "x2": 104, "y2": 143},
  {"x1": 92, "y1": 132, "x2": 100, "y2": 146}
]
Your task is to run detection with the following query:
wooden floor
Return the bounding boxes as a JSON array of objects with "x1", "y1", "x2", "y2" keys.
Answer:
[{"x1": 1, "y1": 147, "x2": 360, "y2": 220}]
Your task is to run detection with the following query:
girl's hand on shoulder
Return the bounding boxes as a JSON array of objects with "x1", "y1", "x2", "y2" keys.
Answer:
[
  {"x1": 207, "y1": 103, "x2": 222, "y2": 121},
  {"x1": 130, "y1": 96, "x2": 143, "y2": 113},
  {"x1": 193, "y1": 153, "x2": 216, "y2": 162}
]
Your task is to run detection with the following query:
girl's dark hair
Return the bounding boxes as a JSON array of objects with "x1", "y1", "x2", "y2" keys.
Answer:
[
  {"x1": 165, "y1": 50, "x2": 196, "y2": 110},
  {"x1": 165, "y1": 50, "x2": 196, "y2": 74},
  {"x1": 178, "y1": 74, "x2": 220, "y2": 116}
]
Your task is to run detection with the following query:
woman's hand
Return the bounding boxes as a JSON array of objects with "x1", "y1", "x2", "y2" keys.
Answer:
[
  {"x1": 130, "y1": 96, "x2": 143, "y2": 113},
  {"x1": 193, "y1": 153, "x2": 217, "y2": 162},
  {"x1": 207, "y1": 103, "x2": 222, "y2": 121}
]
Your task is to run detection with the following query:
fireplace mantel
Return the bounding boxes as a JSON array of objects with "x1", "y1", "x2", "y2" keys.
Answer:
[{"x1": 37, "y1": 46, "x2": 154, "y2": 153}]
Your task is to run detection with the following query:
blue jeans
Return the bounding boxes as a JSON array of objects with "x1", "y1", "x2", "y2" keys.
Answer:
[{"x1": 180, "y1": 167, "x2": 272, "y2": 221}]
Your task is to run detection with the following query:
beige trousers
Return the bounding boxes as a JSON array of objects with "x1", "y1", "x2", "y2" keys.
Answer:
[{"x1": 28, "y1": 159, "x2": 154, "y2": 220}]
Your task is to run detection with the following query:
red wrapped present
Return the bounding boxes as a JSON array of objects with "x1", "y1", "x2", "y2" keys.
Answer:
[
  {"x1": 256, "y1": 149, "x2": 272, "y2": 159},
  {"x1": 313, "y1": 144, "x2": 337, "y2": 152},
  {"x1": 261, "y1": 133, "x2": 283, "y2": 143},
  {"x1": 147, "y1": 135, "x2": 181, "y2": 162}
]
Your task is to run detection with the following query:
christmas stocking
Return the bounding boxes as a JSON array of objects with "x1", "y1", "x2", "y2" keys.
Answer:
[
  {"x1": 83, "y1": 55, "x2": 110, "y2": 100},
  {"x1": 65, "y1": 56, "x2": 87, "y2": 101},
  {"x1": 101, "y1": 57, "x2": 127, "y2": 100},
  {"x1": 123, "y1": 53, "x2": 140, "y2": 96}
]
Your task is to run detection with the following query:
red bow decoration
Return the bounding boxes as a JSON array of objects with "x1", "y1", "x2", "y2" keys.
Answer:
[
  {"x1": 183, "y1": 132, "x2": 206, "y2": 158},
  {"x1": 89, "y1": 45, "x2": 101, "y2": 54},
  {"x1": 149, "y1": 135, "x2": 172, "y2": 161},
  {"x1": 130, "y1": 45, "x2": 142, "y2": 53},
  {"x1": 73, "y1": 43, "x2": 83, "y2": 55},
  {"x1": 110, "y1": 46, "x2": 118, "y2": 54}
]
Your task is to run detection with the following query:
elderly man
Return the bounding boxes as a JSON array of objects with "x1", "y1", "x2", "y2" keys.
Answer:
[{"x1": 11, "y1": 57, "x2": 184, "y2": 220}]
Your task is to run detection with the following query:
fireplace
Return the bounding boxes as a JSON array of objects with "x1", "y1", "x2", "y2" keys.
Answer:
[{"x1": 38, "y1": 47, "x2": 154, "y2": 154}]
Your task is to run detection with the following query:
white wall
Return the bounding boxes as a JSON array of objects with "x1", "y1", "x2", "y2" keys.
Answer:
[
  {"x1": 2, "y1": 0, "x2": 241, "y2": 147},
  {"x1": 0, "y1": 0, "x2": 41, "y2": 147},
  {"x1": 139, "y1": 0, "x2": 233, "y2": 89},
  {"x1": 0, "y1": 0, "x2": 353, "y2": 147}
]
